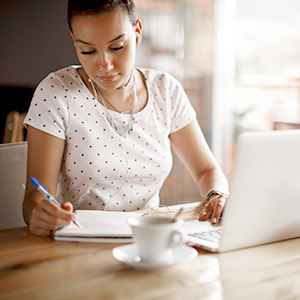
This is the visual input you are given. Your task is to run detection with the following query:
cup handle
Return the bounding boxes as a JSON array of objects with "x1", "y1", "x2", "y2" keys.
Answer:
[{"x1": 169, "y1": 229, "x2": 186, "y2": 248}]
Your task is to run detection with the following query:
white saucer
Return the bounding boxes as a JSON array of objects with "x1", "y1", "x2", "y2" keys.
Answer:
[{"x1": 112, "y1": 244, "x2": 198, "y2": 270}]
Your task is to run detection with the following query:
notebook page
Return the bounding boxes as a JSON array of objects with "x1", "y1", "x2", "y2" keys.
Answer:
[{"x1": 54, "y1": 210, "x2": 141, "y2": 238}]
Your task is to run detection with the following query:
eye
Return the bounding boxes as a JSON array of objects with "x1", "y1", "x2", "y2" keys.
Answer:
[
  {"x1": 111, "y1": 42, "x2": 126, "y2": 51},
  {"x1": 80, "y1": 50, "x2": 95, "y2": 55},
  {"x1": 112, "y1": 45, "x2": 124, "y2": 51}
]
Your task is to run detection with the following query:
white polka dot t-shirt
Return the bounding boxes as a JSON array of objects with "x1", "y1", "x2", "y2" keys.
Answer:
[{"x1": 24, "y1": 66, "x2": 196, "y2": 211}]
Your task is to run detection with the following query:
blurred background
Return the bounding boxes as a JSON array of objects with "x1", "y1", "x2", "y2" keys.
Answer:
[{"x1": 1, "y1": 0, "x2": 300, "y2": 205}]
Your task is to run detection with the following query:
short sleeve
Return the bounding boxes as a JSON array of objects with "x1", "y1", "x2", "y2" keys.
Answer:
[
  {"x1": 24, "y1": 73, "x2": 69, "y2": 139},
  {"x1": 168, "y1": 75, "x2": 197, "y2": 133}
]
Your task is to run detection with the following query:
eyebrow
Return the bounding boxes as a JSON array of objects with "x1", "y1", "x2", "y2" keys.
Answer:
[{"x1": 75, "y1": 34, "x2": 126, "y2": 46}]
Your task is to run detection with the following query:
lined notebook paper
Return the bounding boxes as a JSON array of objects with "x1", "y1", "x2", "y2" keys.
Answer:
[{"x1": 54, "y1": 210, "x2": 141, "y2": 243}]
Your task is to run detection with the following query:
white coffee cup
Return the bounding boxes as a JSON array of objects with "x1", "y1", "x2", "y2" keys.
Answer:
[{"x1": 128, "y1": 216, "x2": 186, "y2": 264}]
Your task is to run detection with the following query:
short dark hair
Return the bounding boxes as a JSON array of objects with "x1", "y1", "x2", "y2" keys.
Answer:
[{"x1": 67, "y1": 0, "x2": 138, "y2": 31}]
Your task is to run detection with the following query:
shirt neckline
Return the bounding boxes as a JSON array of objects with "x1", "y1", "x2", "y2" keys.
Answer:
[{"x1": 70, "y1": 65, "x2": 150, "y2": 116}]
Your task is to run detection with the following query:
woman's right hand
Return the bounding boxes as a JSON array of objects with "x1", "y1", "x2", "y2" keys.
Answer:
[
  {"x1": 24, "y1": 126, "x2": 69, "y2": 236},
  {"x1": 29, "y1": 200, "x2": 76, "y2": 236}
]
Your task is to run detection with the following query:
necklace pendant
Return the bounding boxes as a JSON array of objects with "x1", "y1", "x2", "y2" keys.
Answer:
[
  {"x1": 90, "y1": 74, "x2": 138, "y2": 139},
  {"x1": 121, "y1": 126, "x2": 128, "y2": 137}
]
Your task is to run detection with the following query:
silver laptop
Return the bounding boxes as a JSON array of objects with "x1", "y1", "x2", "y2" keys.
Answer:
[{"x1": 183, "y1": 130, "x2": 300, "y2": 252}]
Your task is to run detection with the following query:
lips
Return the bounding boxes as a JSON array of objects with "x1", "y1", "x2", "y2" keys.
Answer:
[{"x1": 97, "y1": 74, "x2": 119, "y2": 82}]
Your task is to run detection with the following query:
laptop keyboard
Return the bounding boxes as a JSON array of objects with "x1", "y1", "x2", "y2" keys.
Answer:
[{"x1": 188, "y1": 228, "x2": 222, "y2": 244}]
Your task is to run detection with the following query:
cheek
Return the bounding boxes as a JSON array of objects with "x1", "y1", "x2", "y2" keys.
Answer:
[
  {"x1": 75, "y1": 50, "x2": 87, "y2": 67},
  {"x1": 77, "y1": 55, "x2": 97, "y2": 73},
  {"x1": 118, "y1": 45, "x2": 136, "y2": 68}
]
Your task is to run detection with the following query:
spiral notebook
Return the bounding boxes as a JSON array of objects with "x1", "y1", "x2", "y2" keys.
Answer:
[{"x1": 54, "y1": 210, "x2": 140, "y2": 243}]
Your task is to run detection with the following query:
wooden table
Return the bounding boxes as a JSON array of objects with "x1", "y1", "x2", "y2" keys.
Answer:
[{"x1": 1, "y1": 203, "x2": 300, "y2": 300}]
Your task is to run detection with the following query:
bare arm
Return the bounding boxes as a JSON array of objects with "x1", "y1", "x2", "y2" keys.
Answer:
[
  {"x1": 23, "y1": 126, "x2": 77, "y2": 236},
  {"x1": 169, "y1": 119, "x2": 229, "y2": 223}
]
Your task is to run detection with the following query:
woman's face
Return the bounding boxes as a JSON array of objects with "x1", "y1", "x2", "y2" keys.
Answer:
[{"x1": 71, "y1": 7, "x2": 141, "y2": 91}]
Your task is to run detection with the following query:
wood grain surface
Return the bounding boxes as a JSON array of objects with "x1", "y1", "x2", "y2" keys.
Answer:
[{"x1": 1, "y1": 203, "x2": 300, "y2": 300}]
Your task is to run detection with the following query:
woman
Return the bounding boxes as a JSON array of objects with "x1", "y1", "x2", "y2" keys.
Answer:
[{"x1": 23, "y1": 0, "x2": 229, "y2": 236}]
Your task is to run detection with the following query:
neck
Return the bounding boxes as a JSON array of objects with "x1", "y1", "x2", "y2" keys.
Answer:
[
  {"x1": 88, "y1": 74, "x2": 138, "y2": 138},
  {"x1": 80, "y1": 68, "x2": 136, "y2": 113}
]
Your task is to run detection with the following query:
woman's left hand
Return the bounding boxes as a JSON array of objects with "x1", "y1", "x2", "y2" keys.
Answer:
[{"x1": 198, "y1": 194, "x2": 227, "y2": 224}]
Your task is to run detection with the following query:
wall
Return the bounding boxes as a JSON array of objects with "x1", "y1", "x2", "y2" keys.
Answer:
[{"x1": 0, "y1": 0, "x2": 79, "y2": 88}]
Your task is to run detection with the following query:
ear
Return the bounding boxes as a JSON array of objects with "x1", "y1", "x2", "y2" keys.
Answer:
[{"x1": 134, "y1": 19, "x2": 143, "y2": 47}]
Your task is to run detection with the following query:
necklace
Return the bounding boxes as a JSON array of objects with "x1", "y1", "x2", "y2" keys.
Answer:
[
  {"x1": 100, "y1": 92, "x2": 134, "y2": 114},
  {"x1": 90, "y1": 75, "x2": 138, "y2": 138},
  {"x1": 116, "y1": 70, "x2": 133, "y2": 90}
]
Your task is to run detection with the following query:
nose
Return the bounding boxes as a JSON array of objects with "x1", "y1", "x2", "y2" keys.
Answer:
[{"x1": 97, "y1": 52, "x2": 113, "y2": 72}]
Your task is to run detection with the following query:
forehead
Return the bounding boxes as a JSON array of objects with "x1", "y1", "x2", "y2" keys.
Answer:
[{"x1": 72, "y1": 7, "x2": 134, "y2": 43}]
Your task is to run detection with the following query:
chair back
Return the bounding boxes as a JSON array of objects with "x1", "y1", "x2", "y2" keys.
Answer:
[
  {"x1": 0, "y1": 142, "x2": 27, "y2": 230},
  {"x1": 2, "y1": 111, "x2": 26, "y2": 143}
]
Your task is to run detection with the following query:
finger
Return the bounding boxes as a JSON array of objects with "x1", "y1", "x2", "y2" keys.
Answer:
[
  {"x1": 211, "y1": 196, "x2": 226, "y2": 224},
  {"x1": 29, "y1": 211, "x2": 61, "y2": 236},
  {"x1": 61, "y1": 201, "x2": 74, "y2": 213},
  {"x1": 29, "y1": 226, "x2": 52, "y2": 237},
  {"x1": 42, "y1": 212, "x2": 72, "y2": 229},
  {"x1": 61, "y1": 202, "x2": 78, "y2": 224},
  {"x1": 29, "y1": 200, "x2": 72, "y2": 235},
  {"x1": 39, "y1": 211, "x2": 71, "y2": 228},
  {"x1": 42, "y1": 200, "x2": 75, "y2": 222},
  {"x1": 30, "y1": 215, "x2": 70, "y2": 236},
  {"x1": 198, "y1": 203, "x2": 213, "y2": 221},
  {"x1": 30, "y1": 219, "x2": 61, "y2": 234}
]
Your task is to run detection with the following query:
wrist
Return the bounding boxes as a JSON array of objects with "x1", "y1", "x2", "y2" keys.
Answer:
[
  {"x1": 23, "y1": 190, "x2": 40, "y2": 226},
  {"x1": 204, "y1": 188, "x2": 229, "y2": 204}
]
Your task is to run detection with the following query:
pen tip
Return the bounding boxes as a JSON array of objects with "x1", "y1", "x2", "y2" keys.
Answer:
[{"x1": 74, "y1": 220, "x2": 82, "y2": 228}]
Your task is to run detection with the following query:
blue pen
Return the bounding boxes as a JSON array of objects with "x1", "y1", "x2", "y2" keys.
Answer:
[{"x1": 30, "y1": 177, "x2": 81, "y2": 228}]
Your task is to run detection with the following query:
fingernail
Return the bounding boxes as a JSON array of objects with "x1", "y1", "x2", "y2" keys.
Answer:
[
  {"x1": 71, "y1": 215, "x2": 77, "y2": 222},
  {"x1": 199, "y1": 212, "x2": 207, "y2": 221},
  {"x1": 212, "y1": 217, "x2": 217, "y2": 224}
]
